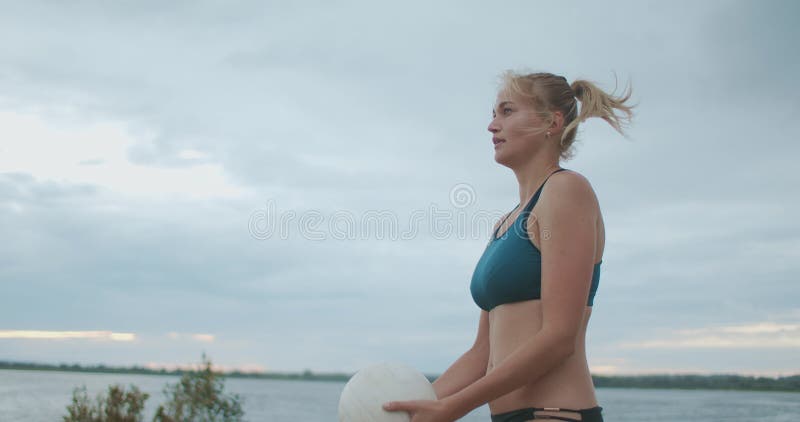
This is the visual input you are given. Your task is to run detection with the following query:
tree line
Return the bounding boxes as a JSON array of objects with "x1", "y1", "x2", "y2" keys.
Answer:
[{"x1": 2, "y1": 360, "x2": 799, "y2": 393}]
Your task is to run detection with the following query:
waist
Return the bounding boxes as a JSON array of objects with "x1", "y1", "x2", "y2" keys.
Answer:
[
  {"x1": 491, "y1": 406, "x2": 603, "y2": 422},
  {"x1": 486, "y1": 360, "x2": 597, "y2": 413}
]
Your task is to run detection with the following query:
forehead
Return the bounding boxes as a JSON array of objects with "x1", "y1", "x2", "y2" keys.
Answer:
[{"x1": 494, "y1": 89, "x2": 528, "y2": 109}]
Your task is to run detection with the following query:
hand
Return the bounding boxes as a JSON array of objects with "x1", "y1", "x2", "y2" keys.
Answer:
[{"x1": 382, "y1": 399, "x2": 457, "y2": 422}]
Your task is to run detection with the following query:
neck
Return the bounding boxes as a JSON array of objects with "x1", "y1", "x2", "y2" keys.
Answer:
[{"x1": 511, "y1": 149, "x2": 562, "y2": 206}]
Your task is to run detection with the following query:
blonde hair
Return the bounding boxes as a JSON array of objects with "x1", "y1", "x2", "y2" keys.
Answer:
[{"x1": 500, "y1": 71, "x2": 634, "y2": 160}]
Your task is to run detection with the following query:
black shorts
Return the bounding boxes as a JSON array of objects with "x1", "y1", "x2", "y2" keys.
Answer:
[{"x1": 490, "y1": 406, "x2": 603, "y2": 422}]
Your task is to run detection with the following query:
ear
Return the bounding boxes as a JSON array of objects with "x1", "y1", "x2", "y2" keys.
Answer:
[{"x1": 549, "y1": 110, "x2": 565, "y2": 133}]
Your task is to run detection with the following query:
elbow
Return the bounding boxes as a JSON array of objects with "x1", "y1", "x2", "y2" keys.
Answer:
[
  {"x1": 560, "y1": 339, "x2": 576, "y2": 359},
  {"x1": 470, "y1": 343, "x2": 490, "y2": 372},
  {"x1": 545, "y1": 330, "x2": 577, "y2": 360}
]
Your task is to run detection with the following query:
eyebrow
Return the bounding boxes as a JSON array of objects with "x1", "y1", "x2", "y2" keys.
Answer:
[{"x1": 492, "y1": 101, "x2": 514, "y2": 114}]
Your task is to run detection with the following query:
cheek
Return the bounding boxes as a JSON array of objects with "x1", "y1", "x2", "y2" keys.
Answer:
[{"x1": 505, "y1": 116, "x2": 533, "y2": 139}]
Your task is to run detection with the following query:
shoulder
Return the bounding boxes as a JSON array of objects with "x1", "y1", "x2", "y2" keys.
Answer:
[{"x1": 538, "y1": 170, "x2": 599, "y2": 218}]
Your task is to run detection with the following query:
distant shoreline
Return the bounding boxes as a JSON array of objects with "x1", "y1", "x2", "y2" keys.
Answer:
[{"x1": 2, "y1": 360, "x2": 799, "y2": 393}]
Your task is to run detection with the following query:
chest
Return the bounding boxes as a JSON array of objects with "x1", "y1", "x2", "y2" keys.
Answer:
[{"x1": 470, "y1": 220, "x2": 544, "y2": 312}]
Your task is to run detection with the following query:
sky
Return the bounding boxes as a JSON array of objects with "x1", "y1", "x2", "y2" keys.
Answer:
[{"x1": 1, "y1": 0, "x2": 799, "y2": 377}]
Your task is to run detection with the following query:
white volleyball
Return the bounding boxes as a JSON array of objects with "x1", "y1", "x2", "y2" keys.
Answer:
[{"x1": 338, "y1": 362, "x2": 438, "y2": 422}]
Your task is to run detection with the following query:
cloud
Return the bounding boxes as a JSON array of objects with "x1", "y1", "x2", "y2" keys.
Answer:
[
  {"x1": 620, "y1": 322, "x2": 800, "y2": 349},
  {"x1": 0, "y1": 330, "x2": 135, "y2": 342},
  {"x1": 166, "y1": 332, "x2": 215, "y2": 343},
  {"x1": 1, "y1": 1, "x2": 799, "y2": 375},
  {"x1": 0, "y1": 109, "x2": 247, "y2": 199}
]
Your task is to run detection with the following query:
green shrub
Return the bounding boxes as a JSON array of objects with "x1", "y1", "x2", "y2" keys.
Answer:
[
  {"x1": 153, "y1": 354, "x2": 244, "y2": 422},
  {"x1": 62, "y1": 355, "x2": 244, "y2": 422},
  {"x1": 64, "y1": 384, "x2": 149, "y2": 422}
]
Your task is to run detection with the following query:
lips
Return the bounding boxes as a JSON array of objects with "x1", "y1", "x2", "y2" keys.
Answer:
[{"x1": 492, "y1": 137, "x2": 506, "y2": 146}]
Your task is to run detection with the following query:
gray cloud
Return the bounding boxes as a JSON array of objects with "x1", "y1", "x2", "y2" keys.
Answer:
[{"x1": 1, "y1": 0, "x2": 798, "y2": 374}]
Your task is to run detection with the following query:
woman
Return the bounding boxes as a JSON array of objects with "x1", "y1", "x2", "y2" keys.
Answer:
[{"x1": 383, "y1": 71, "x2": 633, "y2": 422}]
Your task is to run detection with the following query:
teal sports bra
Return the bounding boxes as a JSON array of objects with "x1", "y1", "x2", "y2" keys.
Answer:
[{"x1": 470, "y1": 168, "x2": 601, "y2": 312}]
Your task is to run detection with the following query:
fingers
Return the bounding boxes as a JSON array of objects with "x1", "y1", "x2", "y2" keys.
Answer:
[{"x1": 383, "y1": 400, "x2": 417, "y2": 412}]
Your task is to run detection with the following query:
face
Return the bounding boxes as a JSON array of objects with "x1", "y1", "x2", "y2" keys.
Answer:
[{"x1": 487, "y1": 89, "x2": 549, "y2": 166}]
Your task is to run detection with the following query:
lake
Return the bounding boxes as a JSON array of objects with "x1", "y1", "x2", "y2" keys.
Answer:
[{"x1": 1, "y1": 369, "x2": 798, "y2": 421}]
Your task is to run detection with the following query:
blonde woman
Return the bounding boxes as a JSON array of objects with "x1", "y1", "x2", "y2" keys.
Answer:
[{"x1": 384, "y1": 72, "x2": 633, "y2": 422}]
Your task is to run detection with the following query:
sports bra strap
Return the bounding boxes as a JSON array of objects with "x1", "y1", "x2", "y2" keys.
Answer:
[
  {"x1": 493, "y1": 203, "x2": 520, "y2": 239},
  {"x1": 491, "y1": 168, "x2": 568, "y2": 240},
  {"x1": 522, "y1": 167, "x2": 568, "y2": 213}
]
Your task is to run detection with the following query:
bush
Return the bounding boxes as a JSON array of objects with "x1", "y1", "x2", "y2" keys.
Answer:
[
  {"x1": 63, "y1": 355, "x2": 244, "y2": 422},
  {"x1": 153, "y1": 354, "x2": 244, "y2": 422},
  {"x1": 64, "y1": 385, "x2": 149, "y2": 422}
]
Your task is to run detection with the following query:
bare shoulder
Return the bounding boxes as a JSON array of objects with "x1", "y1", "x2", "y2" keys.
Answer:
[
  {"x1": 547, "y1": 170, "x2": 597, "y2": 204},
  {"x1": 537, "y1": 170, "x2": 599, "y2": 220}
]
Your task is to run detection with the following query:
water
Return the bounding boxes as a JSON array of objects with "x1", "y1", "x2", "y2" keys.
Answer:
[{"x1": 1, "y1": 369, "x2": 798, "y2": 421}]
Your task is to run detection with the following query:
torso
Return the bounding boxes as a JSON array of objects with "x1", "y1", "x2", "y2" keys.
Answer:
[{"x1": 485, "y1": 183, "x2": 605, "y2": 418}]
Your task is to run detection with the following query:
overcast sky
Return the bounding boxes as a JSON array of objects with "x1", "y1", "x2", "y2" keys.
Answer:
[{"x1": 1, "y1": 0, "x2": 799, "y2": 377}]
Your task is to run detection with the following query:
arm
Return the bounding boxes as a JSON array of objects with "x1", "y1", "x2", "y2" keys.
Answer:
[
  {"x1": 443, "y1": 173, "x2": 599, "y2": 419},
  {"x1": 432, "y1": 310, "x2": 490, "y2": 399}
]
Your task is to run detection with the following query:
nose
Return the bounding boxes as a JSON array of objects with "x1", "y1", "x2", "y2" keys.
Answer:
[{"x1": 487, "y1": 117, "x2": 499, "y2": 134}]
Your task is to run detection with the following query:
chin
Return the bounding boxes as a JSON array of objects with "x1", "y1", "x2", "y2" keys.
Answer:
[{"x1": 493, "y1": 150, "x2": 514, "y2": 168}]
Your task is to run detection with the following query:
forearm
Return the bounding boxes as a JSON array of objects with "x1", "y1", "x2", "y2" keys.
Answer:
[
  {"x1": 431, "y1": 346, "x2": 489, "y2": 399},
  {"x1": 443, "y1": 330, "x2": 574, "y2": 418}
]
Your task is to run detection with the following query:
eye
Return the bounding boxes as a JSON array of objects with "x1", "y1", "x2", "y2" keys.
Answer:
[{"x1": 503, "y1": 107, "x2": 513, "y2": 115}]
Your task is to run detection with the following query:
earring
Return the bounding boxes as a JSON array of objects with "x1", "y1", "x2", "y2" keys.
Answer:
[{"x1": 546, "y1": 131, "x2": 551, "y2": 139}]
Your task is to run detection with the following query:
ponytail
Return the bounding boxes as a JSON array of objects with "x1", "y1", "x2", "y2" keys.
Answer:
[{"x1": 563, "y1": 79, "x2": 634, "y2": 144}]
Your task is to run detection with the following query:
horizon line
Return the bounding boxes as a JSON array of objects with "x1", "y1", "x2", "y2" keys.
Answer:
[{"x1": 1, "y1": 358, "x2": 798, "y2": 379}]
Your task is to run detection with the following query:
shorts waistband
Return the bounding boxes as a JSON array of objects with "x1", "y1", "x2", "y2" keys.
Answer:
[{"x1": 490, "y1": 405, "x2": 603, "y2": 422}]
